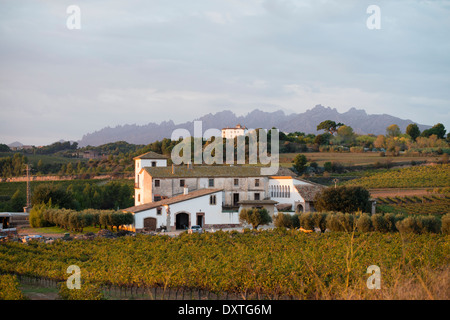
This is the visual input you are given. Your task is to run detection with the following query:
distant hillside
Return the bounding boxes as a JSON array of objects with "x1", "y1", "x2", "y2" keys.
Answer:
[{"x1": 78, "y1": 105, "x2": 431, "y2": 147}]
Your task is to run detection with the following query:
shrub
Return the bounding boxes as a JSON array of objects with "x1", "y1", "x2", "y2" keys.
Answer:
[
  {"x1": 442, "y1": 214, "x2": 450, "y2": 235},
  {"x1": 396, "y1": 216, "x2": 441, "y2": 234},
  {"x1": 274, "y1": 212, "x2": 299, "y2": 229},
  {"x1": 396, "y1": 217, "x2": 419, "y2": 234},
  {"x1": 298, "y1": 212, "x2": 314, "y2": 230},
  {"x1": 239, "y1": 208, "x2": 272, "y2": 229},
  {"x1": 326, "y1": 212, "x2": 355, "y2": 232},
  {"x1": 29, "y1": 203, "x2": 50, "y2": 228},
  {"x1": 58, "y1": 281, "x2": 104, "y2": 300},
  {"x1": 356, "y1": 213, "x2": 373, "y2": 232},
  {"x1": 371, "y1": 214, "x2": 390, "y2": 233},
  {"x1": 417, "y1": 216, "x2": 441, "y2": 234},
  {"x1": 0, "y1": 274, "x2": 26, "y2": 300},
  {"x1": 384, "y1": 213, "x2": 401, "y2": 232},
  {"x1": 350, "y1": 146, "x2": 364, "y2": 153},
  {"x1": 312, "y1": 212, "x2": 327, "y2": 233}
]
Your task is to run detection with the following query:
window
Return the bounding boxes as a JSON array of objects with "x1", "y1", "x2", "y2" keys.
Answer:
[
  {"x1": 151, "y1": 161, "x2": 157, "y2": 167},
  {"x1": 209, "y1": 195, "x2": 216, "y2": 205},
  {"x1": 154, "y1": 179, "x2": 160, "y2": 187},
  {"x1": 137, "y1": 194, "x2": 140, "y2": 202},
  {"x1": 209, "y1": 178, "x2": 214, "y2": 187},
  {"x1": 180, "y1": 179, "x2": 185, "y2": 187},
  {"x1": 157, "y1": 208, "x2": 162, "y2": 215},
  {"x1": 254, "y1": 193, "x2": 260, "y2": 200},
  {"x1": 234, "y1": 178, "x2": 239, "y2": 186},
  {"x1": 255, "y1": 179, "x2": 260, "y2": 187}
]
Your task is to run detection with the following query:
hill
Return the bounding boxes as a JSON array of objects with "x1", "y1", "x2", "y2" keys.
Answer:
[{"x1": 78, "y1": 105, "x2": 431, "y2": 146}]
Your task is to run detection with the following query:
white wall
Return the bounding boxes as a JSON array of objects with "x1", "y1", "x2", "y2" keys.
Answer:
[
  {"x1": 269, "y1": 178, "x2": 306, "y2": 207},
  {"x1": 132, "y1": 191, "x2": 239, "y2": 230}
]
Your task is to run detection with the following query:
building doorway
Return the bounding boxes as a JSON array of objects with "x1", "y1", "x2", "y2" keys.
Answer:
[
  {"x1": 143, "y1": 217, "x2": 157, "y2": 231},
  {"x1": 196, "y1": 213, "x2": 204, "y2": 227},
  {"x1": 176, "y1": 212, "x2": 189, "y2": 230}
]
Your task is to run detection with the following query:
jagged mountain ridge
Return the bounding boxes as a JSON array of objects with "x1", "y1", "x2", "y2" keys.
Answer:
[{"x1": 78, "y1": 105, "x2": 431, "y2": 147}]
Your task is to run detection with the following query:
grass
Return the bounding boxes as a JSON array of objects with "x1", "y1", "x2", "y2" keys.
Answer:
[{"x1": 20, "y1": 225, "x2": 105, "y2": 235}]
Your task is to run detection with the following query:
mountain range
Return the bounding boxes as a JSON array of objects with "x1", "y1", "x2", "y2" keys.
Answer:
[{"x1": 77, "y1": 105, "x2": 430, "y2": 147}]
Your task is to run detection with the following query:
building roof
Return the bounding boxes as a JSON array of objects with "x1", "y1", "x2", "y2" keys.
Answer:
[
  {"x1": 222, "y1": 124, "x2": 247, "y2": 130},
  {"x1": 133, "y1": 151, "x2": 169, "y2": 160},
  {"x1": 294, "y1": 184, "x2": 326, "y2": 202},
  {"x1": 124, "y1": 188, "x2": 223, "y2": 213}
]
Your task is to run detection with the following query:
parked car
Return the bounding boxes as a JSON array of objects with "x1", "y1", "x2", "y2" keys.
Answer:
[{"x1": 188, "y1": 225, "x2": 203, "y2": 234}]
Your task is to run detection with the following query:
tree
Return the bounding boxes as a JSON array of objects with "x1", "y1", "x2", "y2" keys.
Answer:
[
  {"x1": 421, "y1": 123, "x2": 446, "y2": 139},
  {"x1": 406, "y1": 123, "x2": 420, "y2": 141},
  {"x1": 31, "y1": 184, "x2": 74, "y2": 209},
  {"x1": 239, "y1": 208, "x2": 272, "y2": 229},
  {"x1": 314, "y1": 133, "x2": 331, "y2": 145},
  {"x1": 317, "y1": 120, "x2": 344, "y2": 135},
  {"x1": 386, "y1": 124, "x2": 401, "y2": 137},
  {"x1": 292, "y1": 154, "x2": 307, "y2": 174},
  {"x1": 374, "y1": 135, "x2": 386, "y2": 149},
  {"x1": 0, "y1": 144, "x2": 11, "y2": 152},
  {"x1": 336, "y1": 125, "x2": 355, "y2": 145},
  {"x1": 314, "y1": 186, "x2": 371, "y2": 213},
  {"x1": 9, "y1": 189, "x2": 26, "y2": 212}
]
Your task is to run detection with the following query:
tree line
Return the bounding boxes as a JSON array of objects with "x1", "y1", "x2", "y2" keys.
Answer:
[
  {"x1": 0, "y1": 180, "x2": 134, "y2": 212},
  {"x1": 29, "y1": 205, "x2": 134, "y2": 233}
]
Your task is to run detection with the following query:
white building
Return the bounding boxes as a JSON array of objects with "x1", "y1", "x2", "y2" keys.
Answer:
[
  {"x1": 126, "y1": 151, "x2": 326, "y2": 232},
  {"x1": 221, "y1": 124, "x2": 248, "y2": 139},
  {"x1": 125, "y1": 188, "x2": 240, "y2": 232},
  {"x1": 134, "y1": 151, "x2": 169, "y2": 206}
]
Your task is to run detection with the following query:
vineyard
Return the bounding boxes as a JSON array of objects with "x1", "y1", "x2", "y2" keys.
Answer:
[
  {"x1": 376, "y1": 194, "x2": 450, "y2": 215},
  {"x1": 342, "y1": 164, "x2": 450, "y2": 188},
  {"x1": 0, "y1": 230, "x2": 448, "y2": 299}
]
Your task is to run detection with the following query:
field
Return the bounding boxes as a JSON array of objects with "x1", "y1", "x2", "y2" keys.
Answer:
[
  {"x1": 342, "y1": 164, "x2": 450, "y2": 189},
  {"x1": 1, "y1": 230, "x2": 448, "y2": 300},
  {"x1": 376, "y1": 194, "x2": 450, "y2": 215},
  {"x1": 279, "y1": 152, "x2": 436, "y2": 168}
]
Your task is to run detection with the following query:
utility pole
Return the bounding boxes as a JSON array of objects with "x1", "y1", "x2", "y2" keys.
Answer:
[
  {"x1": 25, "y1": 164, "x2": 31, "y2": 212},
  {"x1": 333, "y1": 178, "x2": 339, "y2": 189}
]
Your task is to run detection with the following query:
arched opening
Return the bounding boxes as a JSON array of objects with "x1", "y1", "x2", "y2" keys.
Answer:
[
  {"x1": 176, "y1": 212, "x2": 189, "y2": 230},
  {"x1": 296, "y1": 204, "x2": 305, "y2": 213},
  {"x1": 143, "y1": 217, "x2": 157, "y2": 231}
]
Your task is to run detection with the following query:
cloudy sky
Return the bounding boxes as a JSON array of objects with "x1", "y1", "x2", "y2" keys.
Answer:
[{"x1": 1, "y1": 0, "x2": 449, "y2": 145}]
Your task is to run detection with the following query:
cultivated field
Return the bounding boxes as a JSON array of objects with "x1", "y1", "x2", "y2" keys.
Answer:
[{"x1": 1, "y1": 230, "x2": 448, "y2": 300}]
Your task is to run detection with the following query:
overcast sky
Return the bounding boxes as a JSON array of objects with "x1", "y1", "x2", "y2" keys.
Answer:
[{"x1": 1, "y1": 0, "x2": 449, "y2": 145}]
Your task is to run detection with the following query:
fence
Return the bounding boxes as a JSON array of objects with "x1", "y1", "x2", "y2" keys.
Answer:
[{"x1": 12, "y1": 273, "x2": 293, "y2": 300}]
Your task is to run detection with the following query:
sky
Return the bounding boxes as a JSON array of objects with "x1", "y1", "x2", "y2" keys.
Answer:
[{"x1": 1, "y1": 0, "x2": 449, "y2": 146}]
